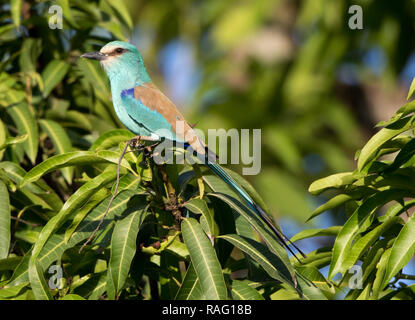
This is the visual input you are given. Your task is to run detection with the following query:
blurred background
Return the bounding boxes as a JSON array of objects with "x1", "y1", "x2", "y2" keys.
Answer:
[{"x1": 3, "y1": 0, "x2": 415, "y2": 275}]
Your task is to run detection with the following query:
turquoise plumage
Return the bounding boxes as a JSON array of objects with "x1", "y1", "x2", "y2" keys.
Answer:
[{"x1": 81, "y1": 41, "x2": 304, "y2": 260}]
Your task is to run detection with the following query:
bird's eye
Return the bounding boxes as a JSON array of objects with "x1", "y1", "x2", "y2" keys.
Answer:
[{"x1": 115, "y1": 48, "x2": 124, "y2": 54}]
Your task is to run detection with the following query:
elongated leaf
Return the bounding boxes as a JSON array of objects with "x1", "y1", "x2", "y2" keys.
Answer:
[
  {"x1": 218, "y1": 234, "x2": 294, "y2": 287},
  {"x1": 342, "y1": 217, "x2": 403, "y2": 273},
  {"x1": 0, "y1": 256, "x2": 22, "y2": 271},
  {"x1": 64, "y1": 188, "x2": 109, "y2": 243},
  {"x1": 90, "y1": 129, "x2": 135, "y2": 151},
  {"x1": 231, "y1": 280, "x2": 264, "y2": 300},
  {"x1": 0, "y1": 161, "x2": 63, "y2": 212},
  {"x1": 308, "y1": 172, "x2": 355, "y2": 195},
  {"x1": 41, "y1": 60, "x2": 70, "y2": 97},
  {"x1": 207, "y1": 192, "x2": 295, "y2": 280},
  {"x1": 106, "y1": 202, "x2": 148, "y2": 299},
  {"x1": 39, "y1": 119, "x2": 73, "y2": 183},
  {"x1": 6, "y1": 190, "x2": 137, "y2": 287},
  {"x1": 175, "y1": 263, "x2": 205, "y2": 300},
  {"x1": 329, "y1": 189, "x2": 409, "y2": 279},
  {"x1": 0, "y1": 180, "x2": 10, "y2": 259},
  {"x1": 386, "y1": 138, "x2": 415, "y2": 173},
  {"x1": 77, "y1": 59, "x2": 109, "y2": 101},
  {"x1": 0, "y1": 134, "x2": 27, "y2": 151},
  {"x1": 21, "y1": 150, "x2": 132, "y2": 187},
  {"x1": 0, "y1": 119, "x2": 6, "y2": 160},
  {"x1": 28, "y1": 259, "x2": 52, "y2": 300},
  {"x1": 105, "y1": 0, "x2": 133, "y2": 30},
  {"x1": 10, "y1": 0, "x2": 22, "y2": 28},
  {"x1": 31, "y1": 169, "x2": 117, "y2": 260},
  {"x1": 290, "y1": 226, "x2": 341, "y2": 243},
  {"x1": 60, "y1": 294, "x2": 86, "y2": 300},
  {"x1": 358, "y1": 117, "x2": 413, "y2": 171},
  {"x1": 295, "y1": 269, "x2": 329, "y2": 300},
  {"x1": 307, "y1": 194, "x2": 352, "y2": 221},
  {"x1": 181, "y1": 218, "x2": 227, "y2": 300},
  {"x1": 0, "y1": 282, "x2": 28, "y2": 299},
  {"x1": 381, "y1": 214, "x2": 415, "y2": 289},
  {"x1": 407, "y1": 77, "x2": 415, "y2": 100},
  {"x1": 7, "y1": 103, "x2": 38, "y2": 164},
  {"x1": 65, "y1": 110, "x2": 93, "y2": 131},
  {"x1": 184, "y1": 198, "x2": 218, "y2": 236},
  {"x1": 371, "y1": 248, "x2": 392, "y2": 299},
  {"x1": 86, "y1": 273, "x2": 107, "y2": 300}
]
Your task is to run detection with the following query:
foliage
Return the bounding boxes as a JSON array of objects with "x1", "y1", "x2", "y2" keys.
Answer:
[
  {"x1": 1, "y1": 0, "x2": 415, "y2": 300},
  {"x1": 305, "y1": 88, "x2": 415, "y2": 299},
  {"x1": 0, "y1": 0, "x2": 324, "y2": 300}
]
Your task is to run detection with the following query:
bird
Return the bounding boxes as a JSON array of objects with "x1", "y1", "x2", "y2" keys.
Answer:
[{"x1": 81, "y1": 41, "x2": 304, "y2": 261}]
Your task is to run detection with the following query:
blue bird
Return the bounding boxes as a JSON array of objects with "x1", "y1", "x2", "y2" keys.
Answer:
[{"x1": 81, "y1": 41, "x2": 304, "y2": 260}]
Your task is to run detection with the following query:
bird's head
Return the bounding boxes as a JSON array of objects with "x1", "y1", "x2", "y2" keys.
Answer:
[{"x1": 81, "y1": 41, "x2": 150, "y2": 84}]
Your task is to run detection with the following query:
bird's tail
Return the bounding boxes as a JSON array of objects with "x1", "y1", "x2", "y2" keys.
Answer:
[{"x1": 205, "y1": 159, "x2": 305, "y2": 262}]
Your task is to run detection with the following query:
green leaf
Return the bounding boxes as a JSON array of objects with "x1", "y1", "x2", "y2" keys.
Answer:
[
  {"x1": 31, "y1": 169, "x2": 117, "y2": 260},
  {"x1": 86, "y1": 273, "x2": 107, "y2": 300},
  {"x1": 290, "y1": 226, "x2": 341, "y2": 243},
  {"x1": 329, "y1": 189, "x2": 409, "y2": 279},
  {"x1": 381, "y1": 214, "x2": 415, "y2": 289},
  {"x1": 0, "y1": 256, "x2": 22, "y2": 271},
  {"x1": 7, "y1": 103, "x2": 38, "y2": 164},
  {"x1": 307, "y1": 194, "x2": 352, "y2": 221},
  {"x1": 65, "y1": 110, "x2": 93, "y2": 131},
  {"x1": 358, "y1": 117, "x2": 413, "y2": 171},
  {"x1": 0, "y1": 134, "x2": 27, "y2": 151},
  {"x1": 308, "y1": 172, "x2": 355, "y2": 195},
  {"x1": 342, "y1": 217, "x2": 403, "y2": 273},
  {"x1": 10, "y1": 0, "x2": 22, "y2": 28},
  {"x1": 371, "y1": 248, "x2": 392, "y2": 299},
  {"x1": 0, "y1": 282, "x2": 28, "y2": 299},
  {"x1": 295, "y1": 267, "x2": 329, "y2": 300},
  {"x1": 56, "y1": 0, "x2": 78, "y2": 28},
  {"x1": 106, "y1": 201, "x2": 149, "y2": 299},
  {"x1": 41, "y1": 60, "x2": 70, "y2": 98},
  {"x1": 19, "y1": 38, "x2": 41, "y2": 72},
  {"x1": 218, "y1": 234, "x2": 295, "y2": 288},
  {"x1": 184, "y1": 198, "x2": 218, "y2": 236},
  {"x1": 0, "y1": 180, "x2": 11, "y2": 259},
  {"x1": 105, "y1": 0, "x2": 133, "y2": 30},
  {"x1": 0, "y1": 119, "x2": 6, "y2": 160},
  {"x1": 21, "y1": 150, "x2": 132, "y2": 187},
  {"x1": 28, "y1": 259, "x2": 52, "y2": 300},
  {"x1": 181, "y1": 218, "x2": 227, "y2": 300},
  {"x1": 39, "y1": 119, "x2": 73, "y2": 183},
  {"x1": 90, "y1": 129, "x2": 135, "y2": 151},
  {"x1": 207, "y1": 192, "x2": 295, "y2": 280},
  {"x1": 407, "y1": 77, "x2": 415, "y2": 100},
  {"x1": 175, "y1": 263, "x2": 205, "y2": 300},
  {"x1": 0, "y1": 161, "x2": 63, "y2": 212},
  {"x1": 60, "y1": 294, "x2": 86, "y2": 300},
  {"x1": 6, "y1": 190, "x2": 136, "y2": 287},
  {"x1": 64, "y1": 188, "x2": 109, "y2": 243},
  {"x1": 231, "y1": 280, "x2": 264, "y2": 300},
  {"x1": 386, "y1": 138, "x2": 415, "y2": 173},
  {"x1": 77, "y1": 58, "x2": 109, "y2": 101}
]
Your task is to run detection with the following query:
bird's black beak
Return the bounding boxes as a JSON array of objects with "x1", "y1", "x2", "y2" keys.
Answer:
[{"x1": 81, "y1": 52, "x2": 106, "y2": 61}]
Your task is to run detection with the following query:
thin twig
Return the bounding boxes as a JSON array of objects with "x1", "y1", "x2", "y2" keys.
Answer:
[
  {"x1": 10, "y1": 216, "x2": 40, "y2": 228},
  {"x1": 79, "y1": 136, "x2": 151, "y2": 253}
]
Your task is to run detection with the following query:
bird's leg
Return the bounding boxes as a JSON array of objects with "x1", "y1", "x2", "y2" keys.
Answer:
[{"x1": 128, "y1": 135, "x2": 157, "y2": 150}]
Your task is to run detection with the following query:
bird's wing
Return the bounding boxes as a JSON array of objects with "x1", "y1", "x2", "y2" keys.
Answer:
[{"x1": 121, "y1": 82, "x2": 206, "y2": 155}]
